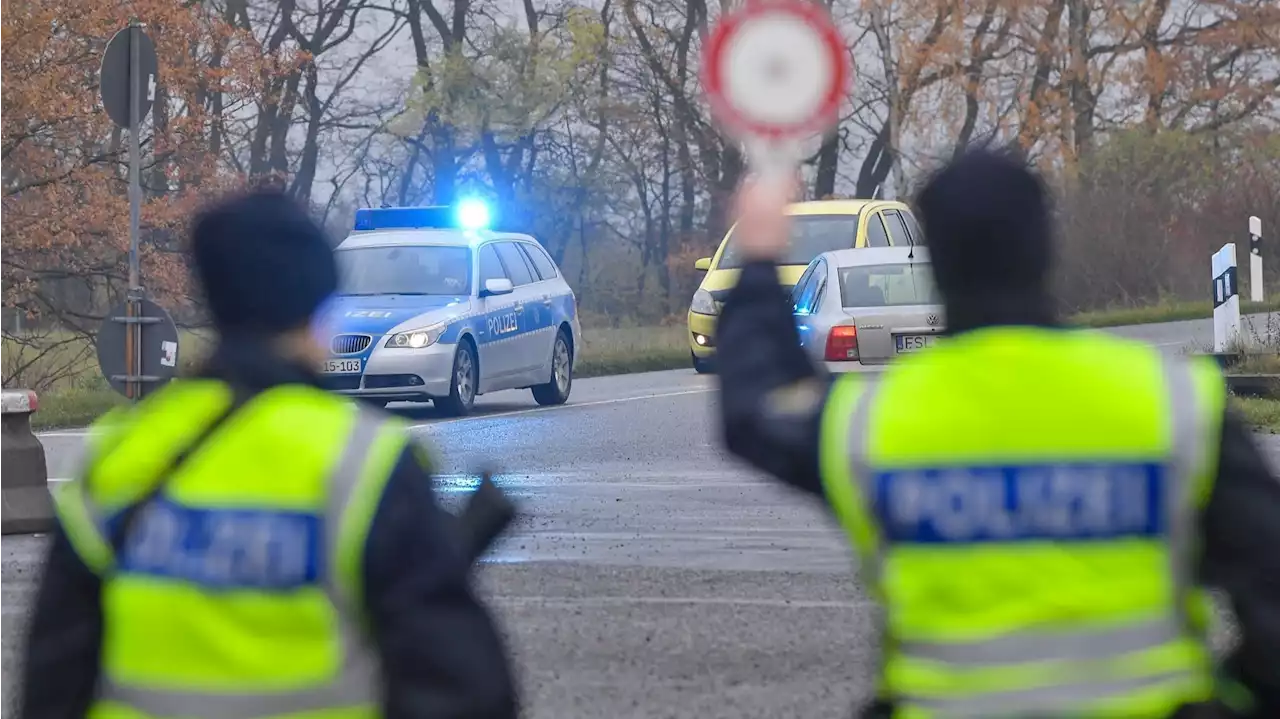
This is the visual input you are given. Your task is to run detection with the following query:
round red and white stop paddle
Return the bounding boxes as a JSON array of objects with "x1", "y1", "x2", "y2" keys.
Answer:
[{"x1": 701, "y1": 0, "x2": 852, "y2": 176}]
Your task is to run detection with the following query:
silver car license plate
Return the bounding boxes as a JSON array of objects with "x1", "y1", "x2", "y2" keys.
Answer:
[
  {"x1": 323, "y1": 358, "x2": 363, "y2": 374},
  {"x1": 895, "y1": 334, "x2": 936, "y2": 354}
]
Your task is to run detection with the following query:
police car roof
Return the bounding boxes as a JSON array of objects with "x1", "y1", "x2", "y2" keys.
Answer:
[
  {"x1": 823, "y1": 246, "x2": 930, "y2": 267},
  {"x1": 336, "y1": 228, "x2": 539, "y2": 250}
]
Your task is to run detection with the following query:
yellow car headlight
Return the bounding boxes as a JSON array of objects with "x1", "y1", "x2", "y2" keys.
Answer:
[{"x1": 690, "y1": 289, "x2": 718, "y2": 316}]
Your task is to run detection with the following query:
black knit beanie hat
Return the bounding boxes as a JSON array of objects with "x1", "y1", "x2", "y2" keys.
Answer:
[
  {"x1": 191, "y1": 188, "x2": 338, "y2": 334},
  {"x1": 914, "y1": 148, "x2": 1053, "y2": 302}
]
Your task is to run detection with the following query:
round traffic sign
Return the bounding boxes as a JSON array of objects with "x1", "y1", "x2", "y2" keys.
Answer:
[
  {"x1": 97, "y1": 298, "x2": 181, "y2": 399},
  {"x1": 99, "y1": 25, "x2": 159, "y2": 129},
  {"x1": 701, "y1": 0, "x2": 851, "y2": 143}
]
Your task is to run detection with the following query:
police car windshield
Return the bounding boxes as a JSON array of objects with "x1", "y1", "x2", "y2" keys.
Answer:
[
  {"x1": 839, "y1": 263, "x2": 938, "y2": 307},
  {"x1": 718, "y1": 214, "x2": 859, "y2": 269},
  {"x1": 336, "y1": 245, "x2": 472, "y2": 296}
]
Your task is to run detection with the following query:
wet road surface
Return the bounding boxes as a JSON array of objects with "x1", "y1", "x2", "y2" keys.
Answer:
[{"x1": 5, "y1": 313, "x2": 1277, "y2": 718}]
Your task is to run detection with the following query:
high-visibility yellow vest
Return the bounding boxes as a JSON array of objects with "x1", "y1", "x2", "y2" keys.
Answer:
[
  {"x1": 54, "y1": 379, "x2": 412, "y2": 719},
  {"x1": 819, "y1": 327, "x2": 1221, "y2": 719}
]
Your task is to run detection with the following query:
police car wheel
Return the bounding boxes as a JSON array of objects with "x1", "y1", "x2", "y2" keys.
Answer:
[
  {"x1": 436, "y1": 341, "x2": 478, "y2": 416},
  {"x1": 532, "y1": 330, "x2": 573, "y2": 406}
]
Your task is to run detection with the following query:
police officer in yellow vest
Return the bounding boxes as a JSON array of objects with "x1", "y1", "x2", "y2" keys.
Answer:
[
  {"x1": 714, "y1": 149, "x2": 1280, "y2": 718},
  {"x1": 19, "y1": 189, "x2": 519, "y2": 719}
]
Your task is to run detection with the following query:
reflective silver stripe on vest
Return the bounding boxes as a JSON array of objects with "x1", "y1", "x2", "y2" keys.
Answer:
[
  {"x1": 841, "y1": 355, "x2": 1211, "y2": 705},
  {"x1": 1160, "y1": 355, "x2": 1205, "y2": 634},
  {"x1": 906, "y1": 669, "x2": 1199, "y2": 719},
  {"x1": 897, "y1": 615, "x2": 1184, "y2": 665},
  {"x1": 99, "y1": 408, "x2": 392, "y2": 719},
  {"x1": 324, "y1": 407, "x2": 393, "y2": 616},
  {"x1": 845, "y1": 378, "x2": 884, "y2": 583},
  {"x1": 843, "y1": 378, "x2": 887, "y2": 681}
]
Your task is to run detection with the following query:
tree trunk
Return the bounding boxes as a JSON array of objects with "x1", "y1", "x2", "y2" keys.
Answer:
[{"x1": 814, "y1": 131, "x2": 839, "y2": 197}]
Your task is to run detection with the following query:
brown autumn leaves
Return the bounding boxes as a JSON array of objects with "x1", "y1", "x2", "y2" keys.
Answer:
[
  {"x1": 840, "y1": 0, "x2": 1280, "y2": 310},
  {"x1": 2, "y1": 0, "x2": 1278, "y2": 329},
  {"x1": 871, "y1": 0, "x2": 1280, "y2": 165},
  {"x1": 2, "y1": 0, "x2": 306, "y2": 324}
]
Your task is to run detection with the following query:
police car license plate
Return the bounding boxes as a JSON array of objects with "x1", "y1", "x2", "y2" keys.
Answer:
[
  {"x1": 323, "y1": 359, "x2": 363, "y2": 374},
  {"x1": 895, "y1": 334, "x2": 936, "y2": 353}
]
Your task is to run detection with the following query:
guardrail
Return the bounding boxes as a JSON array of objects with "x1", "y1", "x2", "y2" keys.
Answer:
[{"x1": 1, "y1": 389, "x2": 54, "y2": 534}]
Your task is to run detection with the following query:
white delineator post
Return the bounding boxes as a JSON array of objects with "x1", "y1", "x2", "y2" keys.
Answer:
[
  {"x1": 1212, "y1": 243, "x2": 1241, "y2": 352},
  {"x1": 1250, "y1": 216, "x2": 1264, "y2": 303}
]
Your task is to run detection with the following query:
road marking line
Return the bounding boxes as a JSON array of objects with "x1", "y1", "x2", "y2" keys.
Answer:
[
  {"x1": 48, "y1": 473, "x2": 762, "y2": 487},
  {"x1": 436, "y1": 482, "x2": 768, "y2": 492},
  {"x1": 36, "y1": 386, "x2": 713, "y2": 439},
  {"x1": 506, "y1": 530, "x2": 840, "y2": 540},
  {"x1": 439, "y1": 468, "x2": 742, "y2": 480},
  {"x1": 491, "y1": 595, "x2": 868, "y2": 609},
  {"x1": 416, "y1": 388, "x2": 713, "y2": 429},
  {"x1": 50, "y1": 469, "x2": 763, "y2": 489},
  {"x1": 434, "y1": 471, "x2": 769, "y2": 489}
]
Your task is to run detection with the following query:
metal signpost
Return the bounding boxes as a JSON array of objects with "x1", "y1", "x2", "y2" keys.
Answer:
[
  {"x1": 700, "y1": 0, "x2": 852, "y2": 179},
  {"x1": 98, "y1": 23, "x2": 173, "y2": 400}
]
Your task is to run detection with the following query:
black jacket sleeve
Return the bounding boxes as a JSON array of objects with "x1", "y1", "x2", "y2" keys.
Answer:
[
  {"x1": 19, "y1": 526, "x2": 104, "y2": 719},
  {"x1": 363, "y1": 446, "x2": 519, "y2": 719},
  {"x1": 1198, "y1": 409, "x2": 1280, "y2": 717},
  {"x1": 717, "y1": 260, "x2": 830, "y2": 498}
]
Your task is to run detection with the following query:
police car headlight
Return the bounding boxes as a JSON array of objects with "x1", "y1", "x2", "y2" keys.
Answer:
[
  {"x1": 690, "y1": 289, "x2": 717, "y2": 316},
  {"x1": 386, "y1": 324, "x2": 446, "y2": 349}
]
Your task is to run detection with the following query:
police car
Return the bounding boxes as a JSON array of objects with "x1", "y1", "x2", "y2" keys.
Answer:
[{"x1": 319, "y1": 200, "x2": 581, "y2": 416}]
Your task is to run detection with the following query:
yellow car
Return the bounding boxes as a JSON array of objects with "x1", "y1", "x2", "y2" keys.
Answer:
[{"x1": 688, "y1": 199, "x2": 924, "y2": 373}]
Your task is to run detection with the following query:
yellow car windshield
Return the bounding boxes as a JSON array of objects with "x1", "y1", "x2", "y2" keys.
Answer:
[{"x1": 718, "y1": 214, "x2": 860, "y2": 269}]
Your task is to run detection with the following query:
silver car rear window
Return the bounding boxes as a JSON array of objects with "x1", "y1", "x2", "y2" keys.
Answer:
[{"x1": 838, "y1": 263, "x2": 938, "y2": 307}]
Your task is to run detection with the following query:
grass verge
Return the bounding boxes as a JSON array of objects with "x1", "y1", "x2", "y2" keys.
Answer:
[
  {"x1": 576, "y1": 325, "x2": 688, "y2": 378},
  {"x1": 1226, "y1": 353, "x2": 1280, "y2": 374},
  {"x1": 33, "y1": 384, "x2": 129, "y2": 431},
  {"x1": 1070, "y1": 298, "x2": 1280, "y2": 328},
  {"x1": 1233, "y1": 397, "x2": 1280, "y2": 433}
]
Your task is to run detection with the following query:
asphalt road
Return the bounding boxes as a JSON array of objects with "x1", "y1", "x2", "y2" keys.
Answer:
[{"x1": 4, "y1": 312, "x2": 1277, "y2": 718}]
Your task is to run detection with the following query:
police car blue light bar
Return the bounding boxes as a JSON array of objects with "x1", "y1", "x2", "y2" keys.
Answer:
[
  {"x1": 353, "y1": 203, "x2": 496, "y2": 232},
  {"x1": 353, "y1": 206, "x2": 451, "y2": 232}
]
